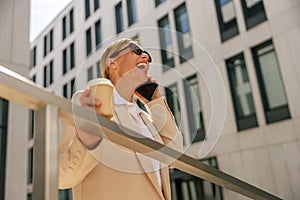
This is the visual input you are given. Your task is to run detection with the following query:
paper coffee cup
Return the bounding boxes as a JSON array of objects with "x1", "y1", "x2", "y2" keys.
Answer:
[{"x1": 87, "y1": 78, "x2": 114, "y2": 119}]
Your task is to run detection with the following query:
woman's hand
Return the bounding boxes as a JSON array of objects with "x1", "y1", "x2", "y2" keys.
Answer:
[{"x1": 79, "y1": 88, "x2": 103, "y2": 115}]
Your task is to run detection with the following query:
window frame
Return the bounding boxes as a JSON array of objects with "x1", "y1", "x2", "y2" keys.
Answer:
[
  {"x1": 226, "y1": 53, "x2": 258, "y2": 131},
  {"x1": 240, "y1": 0, "x2": 267, "y2": 29},
  {"x1": 252, "y1": 39, "x2": 290, "y2": 124}
]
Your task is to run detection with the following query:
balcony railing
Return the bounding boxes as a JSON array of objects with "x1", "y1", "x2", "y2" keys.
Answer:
[{"x1": 0, "y1": 65, "x2": 282, "y2": 200}]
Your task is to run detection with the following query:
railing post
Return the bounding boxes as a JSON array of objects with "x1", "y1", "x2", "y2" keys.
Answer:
[{"x1": 32, "y1": 105, "x2": 59, "y2": 200}]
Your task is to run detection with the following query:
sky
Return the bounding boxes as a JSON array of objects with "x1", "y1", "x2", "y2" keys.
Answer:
[{"x1": 30, "y1": 0, "x2": 72, "y2": 42}]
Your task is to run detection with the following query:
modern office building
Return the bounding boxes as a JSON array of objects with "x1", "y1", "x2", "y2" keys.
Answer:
[
  {"x1": 0, "y1": 0, "x2": 30, "y2": 200},
  {"x1": 18, "y1": 0, "x2": 300, "y2": 199}
]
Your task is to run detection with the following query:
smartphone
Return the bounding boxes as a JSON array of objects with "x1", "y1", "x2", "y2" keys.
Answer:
[{"x1": 135, "y1": 81, "x2": 158, "y2": 101}]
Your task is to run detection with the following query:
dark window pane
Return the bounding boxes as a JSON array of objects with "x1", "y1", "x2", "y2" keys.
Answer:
[
  {"x1": 87, "y1": 66, "x2": 93, "y2": 81},
  {"x1": 31, "y1": 47, "x2": 36, "y2": 67},
  {"x1": 63, "y1": 84, "x2": 68, "y2": 98},
  {"x1": 85, "y1": 0, "x2": 90, "y2": 19},
  {"x1": 29, "y1": 110, "x2": 34, "y2": 139},
  {"x1": 96, "y1": 61, "x2": 101, "y2": 77},
  {"x1": 70, "y1": 78, "x2": 76, "y2": 97},
  {"x1": 50, "y1": 30, "x2": 53, "y2": 51},
  {"x1": 70, "y1": 9, "x2": 74, "y2": 33},
  {"x1": 183, "y1": 75, "x2": 205, "y2": 142},
  {"x1": 115, "y1": 2, "x2": 124, "y2": 34},
  {"x1": 63, "y1": 49, "x2": 67, "y2": 74},
  {"x1": 165, "y1": 84, "x2": 184, "y2": 144},
  {"x1": 70, "y1": 42, "x2": 75, "y2": 69},
  {"x1": 174, "y1": 3, "x2": 193, "y2": 63},
  {"x1": 0, "y1": 99, "x2": 9, "y2": 200},
  {"x1": 155, "y1": 0, "x2": 165, "y2": 6},
  {"x1": 49, "y1": 60, "x2": 53, "y2": 84},
  {"x1": 94, "y1": 0, "x2": 99, "y2": 11},
  {"x1": 226, "y1": 53, "x2": 258, "y2": 131},
  {"x1": 86, "y1": 28, "x2": 92, "y2": 56},
  {"x1": 32, "y1": 75, "x2": 36, "y2": 83},
  {"x1": 214, "y1": 0, "x2": 239, "y2": 42},
  {"x1": 158, "y1": 15, "x2": 174, "y2": 70},
  {"x1": 170, "y1": 157, "x2": 223, "y2": 200},
  {"x1": 43, "y1": 36, "x2": 47, "y2": 57},
  {"x1": 127, "y1": 0, "x2": 137, "y2": 26},
  {"x1": 59, "y1": 189, "x2": 72, "y2": 200},
  {"x1": 43, "y1": 66, "x2": 47, "y2": 87},
  {"x1": 252, "y1": 40, "x2": 290, "y2": 123},
  {"x1": 95, "y1": 20, "x2": 101, "y2": 48},
  {"x1": 27, "y1": 148, "x2": 33, "y2": 184},
  {"x1": 62, "y1": 16, "x2": 67, "y2": 40},
  {"x1": 241, "y1": 0, "x2": 267, "y2": 29}
]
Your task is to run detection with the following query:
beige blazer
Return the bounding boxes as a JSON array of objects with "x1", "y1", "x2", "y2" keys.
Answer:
[{"x1": 58, "y1": 97, "x2": 183, "y2": 200}]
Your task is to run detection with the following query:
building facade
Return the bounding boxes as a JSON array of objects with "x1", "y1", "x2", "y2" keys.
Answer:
[
  {"x1": 0, "y1": 0, "x2": 30, "y2": 200},
  {"x1": 27, "y1": 0, "x2": 300, "y2": 199}
]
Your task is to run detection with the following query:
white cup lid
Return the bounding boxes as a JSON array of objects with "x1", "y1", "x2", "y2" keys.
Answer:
[{"x1": 87, "y1": 78, "x2": 114, "y2": 88}]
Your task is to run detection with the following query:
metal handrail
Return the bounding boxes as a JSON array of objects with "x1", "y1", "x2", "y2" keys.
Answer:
[{"x1": 0, "y1": 65, "x2": 282, "y2": 200}]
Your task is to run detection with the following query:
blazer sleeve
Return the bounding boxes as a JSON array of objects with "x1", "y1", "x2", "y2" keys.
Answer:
[
  {"x1": 145, "y1": 97, "x2": 183, "y2": 153},
  {"x1": 58, "y1": 123, "x2": 98, "y2": 189}
]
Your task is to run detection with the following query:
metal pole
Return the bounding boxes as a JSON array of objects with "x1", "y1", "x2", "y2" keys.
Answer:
[{"x1": 32, "y1": 105, "x2": 58, "y2": 200}]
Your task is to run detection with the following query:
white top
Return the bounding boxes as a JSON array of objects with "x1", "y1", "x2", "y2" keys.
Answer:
[{"x1": 113, "y1": 90, "x2": 162, "y2": 187}]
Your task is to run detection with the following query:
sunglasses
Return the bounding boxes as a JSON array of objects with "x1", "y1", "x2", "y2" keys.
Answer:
[{"x1": 110, "y1": 43, "x2": 152, "y2": 62}]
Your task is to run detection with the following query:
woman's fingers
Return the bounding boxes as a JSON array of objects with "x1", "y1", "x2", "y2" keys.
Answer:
[{"x1": 80, "y1": 88, "x2": 101, "y2": 107}]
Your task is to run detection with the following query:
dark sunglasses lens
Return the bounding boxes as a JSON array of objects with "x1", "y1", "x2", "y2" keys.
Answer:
[{"x1": 143, "y1": 51, "x2": 152, "y2": 62}]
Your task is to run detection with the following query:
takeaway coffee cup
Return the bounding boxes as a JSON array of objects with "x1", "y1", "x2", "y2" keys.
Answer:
[{"x1": 87, "y1": 78, "x2": 114, "y2": 119}]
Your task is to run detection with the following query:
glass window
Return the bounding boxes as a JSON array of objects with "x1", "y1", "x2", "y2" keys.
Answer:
[
  {"x1": 115, "y1": 2, "x2": 124, "y2": 34},
  {"x1": 59, "y1": 189, "x2": 72, "y2": 200},
  {"x1": 252, "y1": 40, "x2": 290, "y2": 123},
  {"x1": 86, "y1": 28, "x2": 92, "y2": 56},
  {"x1": 214, "y1": 0, "x2": 239, "y2": 42},
  {"x1": 183, "y1": 75, "x2": 205, "y2": 142},
  {"x1": 96, "y1": 61, "x2": 101, "y2": 77},
  {"x1": 174, "y1": 3, "x2": 193, "y2": 63},
  {"x1": 127, "y1": 0, "x2": 137, "y2": 26},
  {"x1": 170, "y1": 157, "x2": 223, "y2": 200},
  {"x1": 95, "y1": 20, "x2": 102, "y2": 48},
  {"x1": 43, "y1": 65, "x2": 47, "y2": 87},
  {"x1": 226, "y1": 53, "x2": 258, "y2": 131},
  {"x1": 0, "y1": 98, "x2": 8, "y2": 200},
  {"x1": 49, "y1": 60, "x2": 53, "y2": 84},
  {"x1": 94, "y1": 0, "x2": 100, "y2": 11},
  {"x1": 165, "y1": 84, "x2": 181, "y2": 126},
  {"x1": 240, "y1": 0, "x2": 267, "y2": 29},
  {"x1": 50, "y1": 30, "x2": 53, "y2": 51},
  {"x1": 155, "y1": 0, "x2": 165, "y2": 7},
  {"x1": 158, "y1": 15, "x2": 174, "y2": 71},
  {"x1": 87, "y1": 66, "x2": 93, "y2": 81},
  {"x1": 43, "y1": 36, "x2": 47, "y2": 57},
  {"x1": 70, "y1": 9, "x2": 74, "y2": 33},
  {"x1": 27, "y1": 148, "x2": 33, "y2": 184},
  {"x1": 63, "y1": 84, "x2": 68, "y2": 98},
  {"x1": 85, "y1": 0, "x2": 90, "y2": 19},
  {"x1": 31, "y1": 47, "x2": 36, "y2": 67},
  {"x1": 43, "y1": 61, "x2": 54, "y2": 87},
  {"x1": 70, "y1": 42, "x2": 75, "y2": 69},
  {"x1": 71, "y1": 78, "x2": 76, "y2": 97},
  {"x1": 29, "y1": 110, "x2": 34, "y2": 139},
  {"x1": 63, "y1": 48, "x2": 67, "y2": 75},
  {"x1": 62, "y1": 16, "x2": 67, "y2": 40}
]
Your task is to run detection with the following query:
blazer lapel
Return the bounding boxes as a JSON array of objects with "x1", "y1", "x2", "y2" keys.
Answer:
[{"x1": 114, "y1": 105, "x2": 165, "y2": 199}]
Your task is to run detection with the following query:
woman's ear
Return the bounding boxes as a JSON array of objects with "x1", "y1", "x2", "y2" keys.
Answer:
[{"x1": 106, "y1": 58, "x2": 117, "y2": 69}]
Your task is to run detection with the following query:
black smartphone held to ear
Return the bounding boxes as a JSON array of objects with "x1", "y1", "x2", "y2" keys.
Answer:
[{"x1": 135, "y1": 81, "x2": 158, "y2": 101}]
